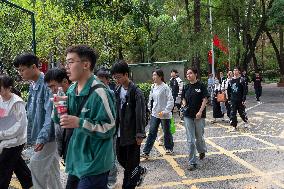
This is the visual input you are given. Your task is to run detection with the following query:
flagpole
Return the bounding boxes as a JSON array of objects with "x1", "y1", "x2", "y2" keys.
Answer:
[{"x1": 209, "y1": 0, "x2": 215, "y2": 79}]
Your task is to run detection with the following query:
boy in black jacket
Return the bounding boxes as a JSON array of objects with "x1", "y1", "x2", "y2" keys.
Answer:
[
  {"x1": 227, "y1": 67, "x2": 248, "y2": 131},
  {"x1": 111, "y1": 60, "x2": 147, "y2": 189},
  {"x1": 252, "y1": 72, "x2": 263, "y2": 102}
]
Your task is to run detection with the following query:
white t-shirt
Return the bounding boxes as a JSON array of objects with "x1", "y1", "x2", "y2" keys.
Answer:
[{"x1": 118, "y1": 87, "x2": 128, "y2": 137}]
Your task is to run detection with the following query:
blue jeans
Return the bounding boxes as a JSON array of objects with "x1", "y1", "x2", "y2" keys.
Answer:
[
  {"x1": 108, "y1": 136, "x2": 118, "y2": 187},
  {"x1": 184, "y1": 117, "x2": 207, "y2": 165},
  {"x1": 143, "y1": 116, "x2": 174, "y2": 154},
  {"x1": 77, "y1": 172, "x2": 109, "y2": 189}
]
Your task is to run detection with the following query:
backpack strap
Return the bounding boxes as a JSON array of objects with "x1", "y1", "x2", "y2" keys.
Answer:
[
  {"x1": 61, "y1": 83, "x2": 106, "y2": 160},
  {"x1": 76, "y1": 83, "x2": 106, "y2": 116}
]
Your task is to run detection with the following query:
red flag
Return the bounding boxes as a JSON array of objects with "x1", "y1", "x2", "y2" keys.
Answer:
[
  {"x1": 208, "y1": 50, "x2": 212, "y2": 64},
  {"x1": 213, "y1": 35, "x2": 228, "y2": 54},
  {"x1": 213, "y1": 35, "x2": 220, "y2": 47}
]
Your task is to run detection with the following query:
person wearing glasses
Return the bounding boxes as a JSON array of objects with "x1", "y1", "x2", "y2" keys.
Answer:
[{"x1": 14, "y1": 53, "x2": 62, "y2": 189}]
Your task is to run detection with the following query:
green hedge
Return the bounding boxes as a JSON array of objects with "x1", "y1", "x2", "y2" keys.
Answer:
[{"x1": 137, "y1": 83, "x2": 152, "y2": 102}]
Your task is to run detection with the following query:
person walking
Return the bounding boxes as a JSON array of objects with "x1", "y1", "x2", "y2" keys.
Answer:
[
  {"x1": 169, "y1": 69, "x2": 183, "y2": 112},
  {"x1": 45, "y1": 68, "x2": 79, "y2": 189},
  {"x1": 241, "y1": 70, "x2": 250, "y2": 95},
  {"x1": 96, "y1": 67, "x2": 118, "y2": 189},
  {"x1": 222, "y1": 71, "x2": 233, "y2": 121},
  {"x1": 111, "y1": 60, "x2": 147, "y2": 189},
  {"x1": 227, "y1": 67, "x2": 249, "y2": 131},
  {"x1": 218, "y1": 71, "x2": 226, "y2": 84},
  {"x1": 53, "y1": 45, "x2": 116, "y2": 189},
  {"x1": 252, "y1": 72, "x2": 263, "y2": 102},
  {"x1": 181, "y1": 68, "x2": 209, "y2": 171},
  {"x1": 142, "y1": 69, "x2": 174, "y2": 158},
  {"x1": 44, "y1": 68, "x2": 72, "y2": 160},
  {"x1": 0, "y1": 75, "x2": 33, "y2": 189},
  {"x1": 13, "y1": 53, "x2": 62, "y2": 189},
  {"x1": 211, "y1": 78, "x2": 225, "y2": 123}
]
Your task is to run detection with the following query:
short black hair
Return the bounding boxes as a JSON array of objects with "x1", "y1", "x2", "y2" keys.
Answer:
[
  {"x1": 66, "y1": 45, "x2": 98, "y2": 71},
  {"x1": 110, "y1": 60, "x2": 129, "y2": 75},
  {"x1": 13, "y1": 53, "x2": 39, "y2": 68},
  {"x1": 171, "y1": 69, "x2": 178, "y2": 73},
  {"x1": 0, "y1": 75, "x2": 21, "y2": 97},
  {"x1": 96, "y1": 67, "x2": 111, "y2": 79},
  {"x1": 44, "y1": 68, "x2": 71, "y2": 84},
  {"x1": 0, "y1": 74, "x2": 14, "y2": 89},
  {"x1": 234, "y1": 66, "x2": 240, "y2": 71}
]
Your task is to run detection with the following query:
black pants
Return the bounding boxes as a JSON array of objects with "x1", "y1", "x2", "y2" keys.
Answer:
[
  {"x1": 230, "y1": 102, "x2": 248, "y2": 127},
  {"x1": 225, "y1": 101, "x2": 231, "y2": 118},
  {"x1": 66, "y1": 174, "x2": 79, "y2": 189},
  {"x1": 254, "y1": 86, "x2": 262, "y2": 100},
  {"x1": 116, "y1": 138, "x2": 141, "y2": 189},
  {"x1": 0, "y1": 144, "x2": 33, "y2": 189}
]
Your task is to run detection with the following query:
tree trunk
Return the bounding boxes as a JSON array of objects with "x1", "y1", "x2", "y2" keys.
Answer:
[
  {"x1": 184, "y1": 0, "x2": 191, "y2": 26},
  {"x1": 118, "y1": 47, "x2": 123, "y2": 60},
  {"x1": 266, "y1": 28, "x2": 284, "y2": 85},
  {"x1": 279, "y1": 26, "x2": 284, "y2": 83}
]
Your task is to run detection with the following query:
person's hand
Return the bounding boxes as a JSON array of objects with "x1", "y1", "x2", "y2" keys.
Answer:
[
  {"x1": 136, "y1": 138, "x2": 143, "y2": 145},
  {"x1": 60, "y1": 115, "x2": 80, "y2": 128},
  {"x1": 34, "y1": 144, "x2": 44, "y2": 152},
  {"x1": 51, "y1": 95, "x2": 68, "y2": 107},
  {"x1": 196, "y1": 111, "x2": 202, "y2": 119},
  {"x1": 158, "y1": 111, "x2": 163, "y2": 118},
  {"x1": 242, "y1": 101, "x2": 246, "y2": 106}
]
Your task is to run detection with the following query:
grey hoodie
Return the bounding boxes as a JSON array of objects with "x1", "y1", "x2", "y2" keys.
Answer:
[{"x1": 148, "y1": 82, "x2": 174, "y2": 119}]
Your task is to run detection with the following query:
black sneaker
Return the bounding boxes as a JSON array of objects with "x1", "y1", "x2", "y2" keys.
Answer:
[
  {"x1": 199, "y1": 152, "x2": 205, "y2": 160},
  {"x1": 188, "y1": 164, "x2": 197, "y2": 171},
  {"x1": 140, "y1": 153, "x2": 149, "y2": 159},
  {"x1": 137, "y1": 167, "x2": 147, "y2": 186},
  {"x1": 165, "y1": 149, "x2": 174, "y2": 155}
]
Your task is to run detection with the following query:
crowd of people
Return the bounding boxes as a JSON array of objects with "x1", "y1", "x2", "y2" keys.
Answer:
[{"x1": 0, "y1": 44, "x2": 263, "y2": 189}]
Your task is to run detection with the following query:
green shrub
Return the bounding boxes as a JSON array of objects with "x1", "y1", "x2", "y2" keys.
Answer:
[
  {"x1": 262, "y1": 70, "x2": 280, "y2": 80},
  {"x1": 137, "y1": 82, "x2": 152, "y2": 102},
  {"x1": 15, "y1": 81, "x2": 29, "y2": 102},
  {"x1": 200, "y1": 76, "x2": 208, "y2": 85}
]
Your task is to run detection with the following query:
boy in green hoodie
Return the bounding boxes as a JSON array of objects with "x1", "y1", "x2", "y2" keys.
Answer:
[{"x1": 53, "y1": 45, "x2": 116, "y2": 189}]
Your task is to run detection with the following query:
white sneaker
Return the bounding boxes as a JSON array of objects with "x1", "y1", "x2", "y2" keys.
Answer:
[
  {"x1": 230, "y1": 127, "x2": 238, "y2": 132},
  {"x1": 211, "y1": 119, "x2": 217, "y2": 124},
  {"x1": 244, "y1": 122, "x2": 249, "y2": 128}
]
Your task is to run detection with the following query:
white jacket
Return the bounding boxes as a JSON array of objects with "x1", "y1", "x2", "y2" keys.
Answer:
[
  {"x1": 148, "y1": 82, "x2": 174, "y2": 119},
  {"x1": 0, "y1": 94, "x2": 27, "y2": 153}
]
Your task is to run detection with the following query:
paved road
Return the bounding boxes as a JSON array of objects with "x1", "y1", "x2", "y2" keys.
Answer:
[{"x1": 10, "y1": 84, "x2": 284, "y2": 189}]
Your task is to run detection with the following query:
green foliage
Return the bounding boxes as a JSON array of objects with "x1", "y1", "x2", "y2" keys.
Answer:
[
  {"x1": 262, "y1": 70, "x2": 280, "y2": 80},
  {"x1": 137, "y1": 82, "x2": 152, "y2": 101},
  {"x1": 0, "y1": 0, "x2": 282, "y2": 84},
  {"x1": 268, "y1": 0, "x2": 284, "y2": 27}
]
